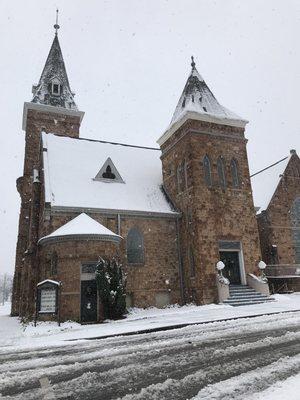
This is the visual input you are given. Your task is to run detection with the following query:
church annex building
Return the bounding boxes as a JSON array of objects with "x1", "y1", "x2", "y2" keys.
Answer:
[{"x1": 12, "y1": 26, "x2": 300, "y2": 323}]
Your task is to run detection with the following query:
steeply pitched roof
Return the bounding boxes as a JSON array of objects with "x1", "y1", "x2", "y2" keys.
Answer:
[
  {"x1": 42, "y1": 133, "x2": 177, "y2": 216},
  {"x1": 39, "y1": 213, "x2": 121, "y2": 245},
  {"x1": 251, "y1": 151, "x2": 299, "y2": 212},
  {"x1": 170, "y1": 66, "x2": 244, "y2": 126},
  {"x1": 158, "y1": 59, "x2": 247, "y2": 146},
  {"x1": 32, "y1": 34, "x2": 78, "y2": 110}
]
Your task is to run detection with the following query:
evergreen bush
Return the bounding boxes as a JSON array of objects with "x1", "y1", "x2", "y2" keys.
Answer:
[{"x1": 95, "y1": 257, "x2": 127, "y2": 320}]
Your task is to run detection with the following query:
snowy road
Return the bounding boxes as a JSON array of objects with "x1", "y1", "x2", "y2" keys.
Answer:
[{"x1": 1, "y1": 312, "x2": 300, "y2": 400}]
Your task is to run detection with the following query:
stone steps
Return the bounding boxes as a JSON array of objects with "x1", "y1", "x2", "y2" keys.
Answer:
[{"x1": 223, "y1": 284, "x2": 275, "y2": 307}]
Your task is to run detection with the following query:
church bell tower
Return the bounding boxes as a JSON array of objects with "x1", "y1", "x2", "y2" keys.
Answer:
[
  {"x1": 12, "y1": 13, "x2": 84, "y2": 316},
  {"x1": 158, "y1": 57, "x2": 261, "y2": 305}
]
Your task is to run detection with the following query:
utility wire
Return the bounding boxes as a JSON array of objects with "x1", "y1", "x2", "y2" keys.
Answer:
[{"x1": 250, "y1": 156, "x2": 289, "y2": 178}]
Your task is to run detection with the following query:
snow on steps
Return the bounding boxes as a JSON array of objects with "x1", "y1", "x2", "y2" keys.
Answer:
[{"x1": 223, "y1": 285, "x2": 275, "y2": 307}]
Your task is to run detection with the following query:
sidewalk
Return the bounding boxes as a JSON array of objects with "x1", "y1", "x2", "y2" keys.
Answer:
[{"x1": 1, "y1": 293, "x2": 300, "y2": 350}]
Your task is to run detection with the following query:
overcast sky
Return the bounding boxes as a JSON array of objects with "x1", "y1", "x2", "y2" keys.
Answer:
[{"x1": 0, "y1": 0, "x2": 299, "y2": 275}]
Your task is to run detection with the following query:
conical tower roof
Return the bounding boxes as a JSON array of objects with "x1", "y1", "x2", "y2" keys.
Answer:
[
  {"x1": 38, "y1": 213, "x2": 122, "y2": 245},
  {"x1": 158, "y1": 57, "x2": 247, "y2": 145},
  {"x1": 32, "y1": 33, "x2": 77, "y2": 110}
]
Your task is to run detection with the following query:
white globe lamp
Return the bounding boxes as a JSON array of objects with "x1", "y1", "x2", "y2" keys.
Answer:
[
  {"x1": 258, "y1": 261, "x2": 266, "y2": 270},
  {"x1": 216, "y1": 261, "x2": 225, "y2": 271}
]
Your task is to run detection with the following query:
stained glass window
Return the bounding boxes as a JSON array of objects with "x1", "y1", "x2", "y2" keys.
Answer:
[
  {"x1": 127, "y1": 228, "x2": 144, "y2": 264},
  {"x1": 203, "y1": 155, "x2": 212, "y2": 187}
]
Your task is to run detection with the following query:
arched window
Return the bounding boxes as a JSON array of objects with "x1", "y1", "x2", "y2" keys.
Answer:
[
  {"x1": 126, "y1": 228, "x2": 144, "y2": 264},
  {"x1": 189, "y1": 246, "x2": 195, "y2": 277},
  {"x1": 183, "y1": 160, "x2": 188, "y2": 190},
  {"x1": 51, "y1": 251, "x2": 58, "y2": 275},
  {"x1": 51, "y1": 78, "x2": 62, "y2": 95},
  {"x1": 291, "y1": 197, "x2": 300, "y2": 263},
  {"x1": 230, "y1": 158, "x2": 240, "y2": 188},
  {"x1": 293, "y1": 166, "x2": 300, "y2": 178},
  {"x1": 177, "y1": 162, "x2": 186, "y2": 193},
  {"x1": 177, "y1": 164, "x2": 182, "y2": 193},
  {"x1": 203, "y1": 155, "x2": 212, "y2": 187},
  {"x1": 217, "y1": 156, "x2": 226, "y2": 189},
  {"x1": 45, "y1": 251, "x2": 58, "y2": 276}
]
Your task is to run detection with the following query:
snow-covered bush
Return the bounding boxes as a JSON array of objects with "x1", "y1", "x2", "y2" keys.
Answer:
[{"x1": 95, "y1": 257, "x2": 127, "y2": 320}]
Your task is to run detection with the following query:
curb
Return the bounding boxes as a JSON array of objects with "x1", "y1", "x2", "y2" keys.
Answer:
[{"x1": 67, "y1": 308, "x2": 300, "y2": 342}]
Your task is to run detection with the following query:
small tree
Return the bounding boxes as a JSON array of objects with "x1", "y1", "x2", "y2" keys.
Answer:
[
  {"x1": 95, "y1": 257, "x2": 127, "y2": 320},
  {"x1": 0, "y1": 274, "x2": 13, "y2": 305}
]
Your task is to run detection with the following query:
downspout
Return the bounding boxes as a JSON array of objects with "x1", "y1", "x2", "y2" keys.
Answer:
[
  {"x1": 161, "y1": 183, "x2": 185, "y2": 304},
  {"x1": 176, "y1": 217, "x2": 185, "y2": 305},
  {"x1": 117, "y1": 214, "x2": 121, "y2": 236}
]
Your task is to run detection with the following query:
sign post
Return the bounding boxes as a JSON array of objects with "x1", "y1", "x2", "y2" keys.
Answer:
[{"x1": 35, "y1": 280, "x2": 61, "y2": 326}]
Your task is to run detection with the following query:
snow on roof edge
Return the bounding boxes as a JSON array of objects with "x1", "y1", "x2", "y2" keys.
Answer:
[
  {"x1": 157, "y1": 111, "x2": 248, "y2": 146},
  {"x1": 37, "y1": 279, "x2": 60, "y2": 286}
]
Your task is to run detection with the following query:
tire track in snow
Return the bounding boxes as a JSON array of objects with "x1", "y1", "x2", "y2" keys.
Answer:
[
  {"x1": 190, "y1": 354, "x2": 300, "y2": 400},
  {"x1": 1, "y1": 312, "x2": 300, "y2": 399},
  {"x1": 1, "y1": 311, "x2": 300, "y2": 371},
  {"x1": 4, "y1": 326, "x2": 299, "y2": 399},
  {"x1": 49, "y1": 335, "x2": 300, "y2": 400},
  {"x1": 2, "y1": 322, "x2": 299, "y2": 395}
]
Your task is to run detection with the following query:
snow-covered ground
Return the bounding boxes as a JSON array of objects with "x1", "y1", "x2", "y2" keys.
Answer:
[
  {"x1": 1, "y1": 308, "x2": 300, "y2": 399},
  {"x1": 245, "y1": 372, "x2": 300, "y2": 400},
  {"x1": 1, "y1": 293, "x2": 300, "y2": 351}
]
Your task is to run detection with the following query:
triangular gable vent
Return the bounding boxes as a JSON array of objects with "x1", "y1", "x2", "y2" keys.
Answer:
[{"x1": 93, "y1": 157, "x2": 124, "y2": 183}]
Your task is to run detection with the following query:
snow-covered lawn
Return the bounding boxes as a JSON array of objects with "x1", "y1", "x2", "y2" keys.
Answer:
[
  {"x1": 246, "y1": 372, "x2": 300, "y2": 400},
  {"x1": 1, "y1": 293, "x2": 300, "y2": 350}
]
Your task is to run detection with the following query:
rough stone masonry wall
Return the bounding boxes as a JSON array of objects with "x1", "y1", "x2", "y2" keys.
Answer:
[
  {"x1": 257, "y1": 154, "x2": 300, "y2": 293},
  {"x1": 160, "y1": 119, "x2": 262, "y2": 304},
  {"x1": 12, "y1": 108, "x2": 81, "y2": 317},
  {"x1": 37, "y1": 211, "x2": 181, "y2": 315},
  {"x1": 39, "y1": 240, "x2": 119, "y2": 322}
]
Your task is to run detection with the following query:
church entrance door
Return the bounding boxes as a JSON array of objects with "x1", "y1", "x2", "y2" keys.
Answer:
[
  {"x1": 80, "y1": 280, "x2": 97, "y2": 323},
  {"x1": 219, "y1": 251, "x2": 241, "y2": 284}
]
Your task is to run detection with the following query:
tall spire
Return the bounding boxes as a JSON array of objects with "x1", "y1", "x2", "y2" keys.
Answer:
[
  {"x1": 31, "y1": 12, "x2": 78, "y2": 110},
  {"x1": 168, "y1": 56, "x2": 245, "y2": 128},
  {"x1": 54, "y1": 9, "x2": 60, "y2": 35},
  {"x1": 191, "y1": 55, "x2": 195, "y2": 70}
]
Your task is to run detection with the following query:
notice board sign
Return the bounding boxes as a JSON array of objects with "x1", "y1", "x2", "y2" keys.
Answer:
[
  {"x1": 40, "y1": 287, "x2": 57, "y2": 313},
  {"x1": 36, "y1": 280, "x2": 60, "y2": 315}
]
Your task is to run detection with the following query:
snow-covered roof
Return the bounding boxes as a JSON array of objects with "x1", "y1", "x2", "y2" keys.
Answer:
[
  {"x1": 42, "y1": 133, "x2": 177, "y2": 216},
  {"x1": 158, "y1": 62, "x2": 247, "y2": 146},
  {"x1": 39, "y1": 213, "x2": 122, "y2": 245},
  {"x1": 170, "y1": 67, "x2": 245, "y2": 126},
  {"x1": 31, "y1": 34, "x2": 77, "y2": 110},
  {"x1": 251, "y1": 155, "x2": 291, "y2": 212}
]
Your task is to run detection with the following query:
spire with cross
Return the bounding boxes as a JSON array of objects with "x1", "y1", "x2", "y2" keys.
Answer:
[
  {"x1": 30, "y1": 11, "x2": 78, "y2": 110},
  {"x1": 191, "y1": 55, "x2": 196, "y2": 70},
  {"x1": 54, "y1": 9, "x2": 60, "y2": 35}
]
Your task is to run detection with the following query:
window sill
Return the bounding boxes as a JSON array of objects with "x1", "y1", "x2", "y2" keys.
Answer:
[{"x1": 127, "y1": 263, "x2": 145, "y2": 267}]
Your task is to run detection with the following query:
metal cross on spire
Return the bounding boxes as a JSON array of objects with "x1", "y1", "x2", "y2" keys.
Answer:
[
  {"x1": 191, "y1": 55, "x2": 196, "y2": 70},
  {"x1": 54, "y1": 9, "x2": 60, "y2": 35}
]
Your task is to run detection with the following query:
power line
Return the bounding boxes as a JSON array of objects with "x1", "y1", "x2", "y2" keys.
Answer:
[{"x1": 250, "y1": 156, "x2": 289, "y2": 178}]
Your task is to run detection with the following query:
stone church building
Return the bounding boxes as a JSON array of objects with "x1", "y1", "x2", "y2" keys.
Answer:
[
  {"x1": 252, "y1": 151, "x2": 300, "y2": 292},
  {"x1": 11, "y1": 26, "x2": 298, "y2": 323}
]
